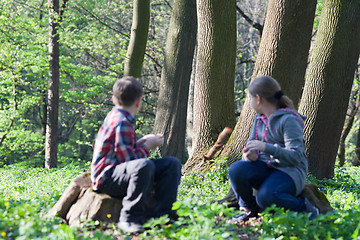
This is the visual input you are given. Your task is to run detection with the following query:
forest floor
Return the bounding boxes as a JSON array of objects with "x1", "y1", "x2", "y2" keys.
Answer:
[{"x1": 0, "y1": 159, "x2": 360, "y2": 239}]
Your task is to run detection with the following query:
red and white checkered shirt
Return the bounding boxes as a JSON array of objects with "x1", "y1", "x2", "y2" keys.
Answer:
[{"x1": 90, "y1": 107, "x2": 149, "y2": 190}]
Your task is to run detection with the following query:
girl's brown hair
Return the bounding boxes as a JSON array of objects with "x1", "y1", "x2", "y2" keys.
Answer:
[{"x1": 248, "y1": 75, "x2": 294, "y2": 109}]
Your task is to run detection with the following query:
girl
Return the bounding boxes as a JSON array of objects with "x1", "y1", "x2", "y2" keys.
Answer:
[{"x1": 228, "y1": 75, "x2": 318, "y2": 221}]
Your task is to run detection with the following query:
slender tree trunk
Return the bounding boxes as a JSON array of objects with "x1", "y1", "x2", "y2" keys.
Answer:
[
  {"x1": 0, "y1": 79, "x2": 17, "y2": 148},
  {"x1": 38, "y1": 0, "x2": 47, "y2": 157},
  {"x1": 182, "y1": 0, "x2": 237, "y2": 173},
  {"x1": 221, "y1": 0, "x2": 317, "y2": 164},
  {"x1": 352, "y1": 122, "x2": 360, "y2": 166},
  {"x1": 338, "y1": 90, "x2": 359, "y2": 167},
  {"x1": 298, "y1": 0, "x2": 360, "y2": 179},
  {"x1": 41, "y1": 88, "x2": 47, "y2": 136},
  {"x1": 153, "y1": 0, "x2": 197, "y2": 164},
  {"x1": 124, "y1": 0, "x2": 150, "y2": 78},
  {"x1": 45, "y1": 0, "x2": 60, "y2": 169},
  {"x1": 186, "y1": 52, "x2": 197, "y2": 157}
]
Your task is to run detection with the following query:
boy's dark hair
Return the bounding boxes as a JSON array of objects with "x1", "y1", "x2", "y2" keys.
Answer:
[{"x1": 113, "y1": 76, "x2": 143, "y2": 106}]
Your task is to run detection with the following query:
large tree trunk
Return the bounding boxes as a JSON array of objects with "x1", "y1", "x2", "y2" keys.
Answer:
[
  {"x1": 152, "y1": 0, "x2": 197, "y2": 164},
  {"x1": 298, "y1": 0, "x2": 360, "y2": 179},
  {"x1": 124, "y1": 0, "x2": 150, "y2": 78},
  {"x1": 45, "y1": 0, "x2": 60, "y2": 169},
  {"x1": 221, "y1": 0, "x2": 317, "y2": 164},
  {"x1": 182, "y1": 0, "x2": 237, "y2": 173}
]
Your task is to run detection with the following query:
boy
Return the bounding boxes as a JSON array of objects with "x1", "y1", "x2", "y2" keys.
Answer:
[{"x1": 91, "y1": 76, "x2": 181, "y2": 233}]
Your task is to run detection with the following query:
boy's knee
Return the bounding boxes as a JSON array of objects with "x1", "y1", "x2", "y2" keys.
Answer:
[
  {"x1": 134, "y1": 159, "x2": 155, "y2": 175},
  {"x1": 163, "y1": 156, "x2": 181, "y2": 171},
  {"x1": 168, "y1": 157, "x2": 182, "y2": 181},
  {"x1": 170, "y1": 157, "x2": 181, "y2": 169}
]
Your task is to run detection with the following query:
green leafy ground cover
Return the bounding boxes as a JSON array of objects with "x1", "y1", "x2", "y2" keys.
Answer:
[{"x1": 0, "y1": 159, "x2": 360, "y2": 239}]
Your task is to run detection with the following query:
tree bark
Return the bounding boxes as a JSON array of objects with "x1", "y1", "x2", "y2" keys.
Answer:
[
  {"x1": 124, "y1": 0, "x2": 150, "y2": 78},
  {"x1": 152, "y1": 0, "x2": 197, "y2": 164},
  {"x1": 182, "y1": 0, "x2": 237, "y2": 173},
  {"x1": 298, "y1": 0, "x2": 360, "y2": 179},
  {"x1": 221, "y1": 0, "x2": 317, "y2": 164},
  {"x1": 45, "y1": 0, "x2": 60, "y2": 169}
]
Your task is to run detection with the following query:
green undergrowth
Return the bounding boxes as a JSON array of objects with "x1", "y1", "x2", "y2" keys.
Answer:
[{"x1": 0, "y1": 159, "x2": 360, "y2": 239}]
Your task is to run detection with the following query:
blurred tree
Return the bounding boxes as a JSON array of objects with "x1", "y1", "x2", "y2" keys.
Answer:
[
  {"x1": 338, "y1": 88, "x2": 360, "y2": 167},
  {"x1": 221, "y1": 0, "x2": 317, "y2": 164},
  {"x1": 124, "y1": 0, "x2": 150, "y2": 78},
  {"x1": 299, "y1": 0, "x2": 360, "y2": 179},
  {"x1": 45, "y1": 0, "x2": 60, "y2": 169},
  {"x1": 152, "y1": 0, "x2": 197, "y2": 163},
  {"x1": 182, "y1": 0, "x2": 237, "y2": 173}
]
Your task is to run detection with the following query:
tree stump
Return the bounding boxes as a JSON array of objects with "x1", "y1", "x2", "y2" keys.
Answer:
[
  {"x1": 46, "y1": 172, "x2": 122, "y2": 226},
  {"x1": 299, "y1": 183, "x2": 334, "y2": 214}
]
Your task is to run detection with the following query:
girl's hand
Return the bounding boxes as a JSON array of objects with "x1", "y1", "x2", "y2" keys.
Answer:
[
  {"x1": 242, "y1": 149, "x2": 259, "y2": 162},
  {"x1": 244, "y1": 140, "x2": 266, "y2": 152}
]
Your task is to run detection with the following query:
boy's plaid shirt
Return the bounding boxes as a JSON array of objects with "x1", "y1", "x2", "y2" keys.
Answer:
[{"x1": 90, "y1": 107, "x2": 149, "y2": 190}]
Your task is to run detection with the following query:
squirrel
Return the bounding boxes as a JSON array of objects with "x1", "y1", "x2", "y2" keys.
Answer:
[{"x1": 203, "y1": 127, "x2": 232, "y2": 160}]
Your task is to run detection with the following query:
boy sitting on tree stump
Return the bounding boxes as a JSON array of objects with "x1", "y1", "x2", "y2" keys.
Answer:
[{"x1": 91, "y1": 76, "x2": 181, "y2": 233}]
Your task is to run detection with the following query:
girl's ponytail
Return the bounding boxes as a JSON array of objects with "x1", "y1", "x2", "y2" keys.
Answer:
[
  {"x1": 249, "y1": 75, "x2": 295, "y2": 109},
  {"x1": 277, "y1": 95, "x2": 294, "y2": 109}
]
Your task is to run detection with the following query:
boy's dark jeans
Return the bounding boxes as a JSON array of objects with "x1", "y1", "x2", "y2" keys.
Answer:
[
  {"x1": 228, "y1": 160, "x2": 306, "y2": 213},
  {"x1": 98, "y1": 157, "x2": 181, "y2": 223}
]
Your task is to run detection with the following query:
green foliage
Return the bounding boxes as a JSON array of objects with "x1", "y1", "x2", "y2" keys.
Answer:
[
  {"x1": 314, "y1": 0, "x2": 323, "y2": 28},
  {"x1": 1, "y1": 0, "x2": 360, "y2": 239},
  {"x1": 178, "y1": 157, "x2": 230, "y2": 202},
  {"x1": 259, "y1": 205, "x2": 360, "y2": 240},
  {"x1": 308, "y1": 165, "x2": 360, "y2": 208},
  {"x1": 1, "y1": 158, "x2": 360, "y2": 239},
  {"x1": 0, "y1": 130, "x2": 44, "y2": 167},
  {"x1": 142, "y1": 200, "x2": 237, "y2": 239},
  {"x1": 257, "y1": 166, "x2": 360, "y2": 240},
  {"x1": 0, "y1": 0, "x2": 172, "y2": 167}
]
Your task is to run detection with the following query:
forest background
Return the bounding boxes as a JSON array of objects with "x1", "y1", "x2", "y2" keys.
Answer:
[
  {"x1": 1, "y1": 0, "x2": 360, "y2": 239},
  {"x1": 0, "y1": 0, "x2": 265, "y2": 168}
]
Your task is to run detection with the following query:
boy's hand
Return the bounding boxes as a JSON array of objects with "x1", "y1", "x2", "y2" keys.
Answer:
[
  {"x1": 142, "y1": 134, "x2": 164, "y2": 150},
  {"x1": 137, "y1": 134, "x2": 158, "y2": 145},
  {"x1": 136, "y1": 138, "x2": 147, "y2": 146}
]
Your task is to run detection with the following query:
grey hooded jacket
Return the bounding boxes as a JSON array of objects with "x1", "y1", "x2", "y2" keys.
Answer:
[{"x1": 247, "y1": 108, "x2": 308, "y2": 196}]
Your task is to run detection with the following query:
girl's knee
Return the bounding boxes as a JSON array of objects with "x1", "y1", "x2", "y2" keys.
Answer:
[
  {"x1": 228, "y1": 161, "x2": 247, "y2": 180},
  {"x1": 256, "y1": 188, "x2": 275, "y2": 209}
]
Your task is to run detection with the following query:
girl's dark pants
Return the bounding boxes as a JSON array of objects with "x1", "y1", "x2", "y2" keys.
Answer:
[
  {"x1": 228, "y1": 160, "x2": 306, "y2": 213},
  {"x1": 98, "y1": 157, "x2": 181, "y2": 223}
]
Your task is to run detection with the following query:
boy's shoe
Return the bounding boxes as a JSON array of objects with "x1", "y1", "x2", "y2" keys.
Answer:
[
  {"x1": 118, "y1": 221, "x2": 145, "y2": 233},
  {"x1": 304, "y1": 197, "x2": 319, "y2": 220}
]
